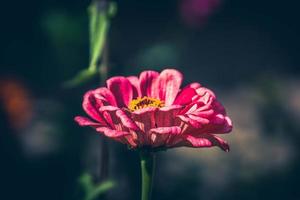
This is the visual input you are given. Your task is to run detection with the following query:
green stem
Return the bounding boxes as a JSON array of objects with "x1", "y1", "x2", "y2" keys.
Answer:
[{"x1": 140, "y1": 151, "x2": 156, "y2": 200}]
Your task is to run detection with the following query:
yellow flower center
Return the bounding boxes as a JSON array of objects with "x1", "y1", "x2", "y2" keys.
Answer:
[{"x1": 128, "y1": 96, "x2": 164, "y2": 111}]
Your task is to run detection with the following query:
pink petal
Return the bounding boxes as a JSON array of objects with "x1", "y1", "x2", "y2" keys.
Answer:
[
  {"x1": 178, "y1": 112, "x2": 231, "y2": 134},
  {"x1": 99, "y1": 105, "x2": 119, "y2": 112},
  {"x1": 127, "y1": 76, "x2": 141, "y2": 98},
  {"x1": 191, "y1": 105, "x2": 232, "y2": 134},
  {"x1": 115, "y1": 109, "x2": 140, "y2": 131},
  {"x1": 189, "y1": 82, "x2": 202, "y2": 89},
  {"x1": 211, "y1": 114, "x2": 225, "y2": 124},
  {"x1": 99, "y1": 105, "x2": 120, "y2": 128},
  {"x1": 187, "y1": 114, "x2": 210, "y2": 124},
  {"x1": 107, "y1": 76, "x2": 133, "y2": 107},
  {"x1": 152, "y1": 69, "x2": 183, "y2": 106},
  {"x1": 159, "y1": 104, "x2": 182, "y2": 111},
  {"x1": 212, "y1": 101, "x2": 226, "y2": 115},
  {"x1": 149, "y1": 126, "x2": 181, "y2": 135},
  {"x1": 82, "y1": 90, "x2": 106, "y2": 125},
  {"x1": 93, "y1": 87, "x2": 117, "y2": 106},
  {"x1": 193, "y1": 109, "x2": 214, "y2": 118},
  {"x1": 130, "y1": 107, "x2": 157, "y2": 145},
  {"x1": 99, "y1": 106, "x2": 139, "y2": 132},
  {"x1": 124, "y1": 135, "x2": 138, "y2": 148},
  {"x1": 149, "y1": 126, "x2": 182, "y2": 147},
  {"x1": 180, "y1": 103, "x2": 199, "y2": 114},
  {"x1": 130, "y1": 107, "x2": 157, "y2": 133},
  {"x1": 139, "y1": 70, "x2": 159, "y2": 97},
  {"x1": 173, "y1": 84, "x2": 198, "y2": 105},
  {"x1": 177, "y1": 114, "x2": 209, "y2": 128},
  {"x1": 195, "y1": 87, "x2": 216, "y2": 104},
  {"x1": 95, "y1": 127, "x2": 137, "y2": 147},
  {"x1": 132, "y1": 106, "x2": 158, "y2": 115},
  {"x1": 96, "y1": 127, "x2": 130, "y2": 138},
  {"x1": 155, "y1": 105, "x2": 182, "y2": 127},
  {"x1": 184, "y1": 134, "x2": 229, "y2": 152},
  {"x1": 185, "y1": 135, "x2": 213, "y2": 147},
  {"x1": 223, "y1": 116, "x2": 233, "y2": 133},
  {"x1": 74, "y1": 116, "x2": 100, "y2": 126}
]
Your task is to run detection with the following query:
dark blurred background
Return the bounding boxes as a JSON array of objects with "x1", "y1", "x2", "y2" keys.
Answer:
[{"x1": 1, "y1": 0, "x2": 300, "y2": 199}]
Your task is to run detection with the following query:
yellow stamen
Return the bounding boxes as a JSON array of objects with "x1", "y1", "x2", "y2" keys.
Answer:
[{"x1": 128, "y1": 96, "x2": 164, "y2": 111}]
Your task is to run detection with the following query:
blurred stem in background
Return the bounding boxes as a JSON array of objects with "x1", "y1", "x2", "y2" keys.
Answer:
[
  {"x1": 84, "y1": 1, "x2": 116, "y2": 199},
  {"x1": 140, "y1": 151, "x2": 156, "y2": 200},
  {"x1": 67, "y1": 0, "x2": 117, "y2": 199},
  {"x1": 92, "y1": 0, "x2": 109, "y2": 185}
]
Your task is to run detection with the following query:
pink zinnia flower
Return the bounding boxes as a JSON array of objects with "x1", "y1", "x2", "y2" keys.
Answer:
[{"x1": 75, "y1": 69, "x2": 232, "y2": 151}]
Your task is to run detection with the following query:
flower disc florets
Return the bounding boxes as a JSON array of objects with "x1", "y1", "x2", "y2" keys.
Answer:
[{"x1": 128, "y1": 97, "x2": 164, "y2": 111}]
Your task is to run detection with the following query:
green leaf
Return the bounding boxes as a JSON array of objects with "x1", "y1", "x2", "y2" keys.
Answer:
[
  {"x1": 88, "y1": 1, "x2": 116, "y2": 71},
  {"x1": 89, "y1": 13, "x2": 109, "y2": 71},
  {"x1": 63, "y1": 68, "x2": 97, "y2": 88},
  {"x1": 64, "y1": 1, "x2": 117, "y2": 88},
  {"x1": 79, "y1": 173, "x2": 94, "y2": 195},
  {"x1": 86, "y1": 180, "x2": 115, "y2": 200},
  {"x1": 78, "y1": 173, "x2": 116, "y2": 200},
  {"x1": 108, "y1": 2, "x2": 118, "y2": 18},
  {"x1": 88, "y1": 3, "x2": 98, "y2": 56}
]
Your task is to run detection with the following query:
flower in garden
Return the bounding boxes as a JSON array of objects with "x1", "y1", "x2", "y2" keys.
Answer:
[
  {"x1": 179, "y1": 0, "x2": 221, "y2": 28},
  {"x1": 75, "y1": 69, "x2": 232, "y2": 151}
]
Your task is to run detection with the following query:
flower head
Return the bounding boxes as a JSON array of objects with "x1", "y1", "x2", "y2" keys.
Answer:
[{"x1": 75, "y1": 69, "x2": 232, "y2": 151}]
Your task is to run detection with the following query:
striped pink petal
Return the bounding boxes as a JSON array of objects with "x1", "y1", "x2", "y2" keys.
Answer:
[
  {"x1": 107, "y1": 76, "x2": 133, "y2": 107},
  {"x1": 184, "y1": 134, "x2": 229, "y2": 152},
  {"x1": 139, "y1": 70, "x2": 159, "y2": 97},
  {"x1": 152, "y1": 69, "x2": 183, "y2": 106},
  {"x1": 74, "y1": 116, "x2": 100, "y2": 127}
]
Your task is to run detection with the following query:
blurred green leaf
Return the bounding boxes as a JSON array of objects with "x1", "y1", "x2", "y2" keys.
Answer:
[
  {"x1": 79, "y1": 173, "x2": 115, "y2": 200},
  {"x1": 64, "y1": 1, "x2": 117, "y2": 88},
  {"x1": 63, "y1": 68, "x2": 97, "y2": 88},
  {"x1": 88, "y1": 1, "x2": 117, "y2": 71},
  {"x1": 108, "y1": 2, "x2": 118, "y2": 18},
  {"x1": 86, "y1": 180, "x2": 115, "y2": 200},
  {"x1": 79, "y1": 173, "x2": 94, "y2": 195},
  {"x1": 88, "y1": 5, "x2": 109, "y2": 71},
  {"x1": 88, "y1": 3, "x2": 98, "y2": 56}
]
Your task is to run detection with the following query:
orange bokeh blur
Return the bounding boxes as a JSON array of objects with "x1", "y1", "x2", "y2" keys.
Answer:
[{"x1": 0, "y1": 78, "x2": 33, "y2": 131}]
